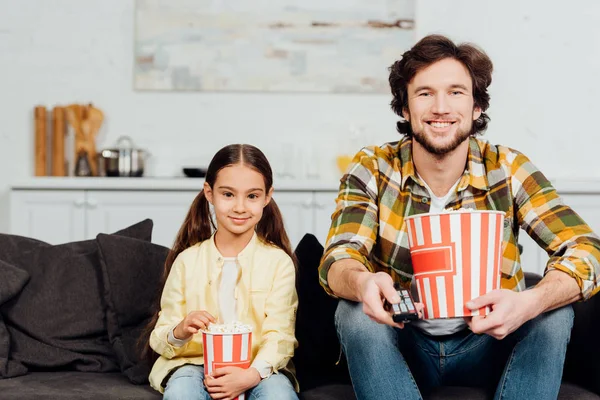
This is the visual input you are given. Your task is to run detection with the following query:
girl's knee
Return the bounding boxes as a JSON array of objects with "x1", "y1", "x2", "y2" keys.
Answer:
[
  {"x1": 250, "y1": 374, "x2": 298, "y2": 400},
  {"x1": 164, "y1": 365, "x2": 207, "y2": 400}
]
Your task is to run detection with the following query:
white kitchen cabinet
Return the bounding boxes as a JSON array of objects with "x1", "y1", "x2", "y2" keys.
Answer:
[
  {"x1": 272, "y1": 191, "x2": 339, "y2": 249},
  {"x1": 85, "y1": 191, "x2": 198, "y2": 247},
  {"x1": 313, "y1": 191, "x2": 338, "y2": 246},
  {"x1": 9, "y1": 190, "x2": 86, "y2": 245},
  {"x1": 272, "y1": 192, "x2": 316, "y2": 251},
  {"x1": 9, "y1": 186, "x2": 340, "y2": 250},
  {"x1": 9, "y1": 190, "x2": 195, "y2": 248},
  {"x1": 12, "y1": 178, "x2": 596, "y2": 263}
]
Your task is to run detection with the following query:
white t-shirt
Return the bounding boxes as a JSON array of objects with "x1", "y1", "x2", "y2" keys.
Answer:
[
  {"x1": 411, "y1": 175, "x2": 468, "y2": 336},
  {"x1": 218, "y1": 257, "x2": 239, "y2": 324}
]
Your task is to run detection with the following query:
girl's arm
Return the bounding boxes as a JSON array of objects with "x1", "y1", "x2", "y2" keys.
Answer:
[
  {"x1": 252, "y1": 253, "x2": 298, "y2": 372},
  {"x1": 149, "y1": 257, "x2": 189, "y2": 359}
]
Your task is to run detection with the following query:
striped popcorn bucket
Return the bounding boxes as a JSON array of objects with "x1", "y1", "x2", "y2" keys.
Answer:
[
  {"x1": 202, "y1": 331, "x2": 252, "y2": 400},
  {"x1": 406, "y1": 211, "x2": 504, "y2": 319}
]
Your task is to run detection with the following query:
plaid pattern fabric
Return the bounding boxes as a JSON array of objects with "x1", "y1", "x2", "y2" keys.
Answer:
[{"x1": 319, "y1": 136, "x2": 600, "y2": 300}]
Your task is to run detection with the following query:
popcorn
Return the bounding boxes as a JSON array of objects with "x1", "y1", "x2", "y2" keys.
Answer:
[{"x1": 206, "y1": 321, "x2": 252, "y2": 334}]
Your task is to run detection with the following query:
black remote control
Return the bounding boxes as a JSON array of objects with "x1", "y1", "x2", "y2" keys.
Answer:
[{"x1": 387, "y1": 283, "x2": 419, "y2": 323}]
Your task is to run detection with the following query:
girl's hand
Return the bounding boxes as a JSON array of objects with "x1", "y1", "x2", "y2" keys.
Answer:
[
  {"x1": 204, "y1": 367, "x2": 261, "y2": 399},
  {"x1": 173, "y1": 310, "x2": 216, "y2": 341}
]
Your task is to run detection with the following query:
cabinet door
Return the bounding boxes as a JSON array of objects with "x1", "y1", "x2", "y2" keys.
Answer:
[
  {"x1": 273, "y1": 192, "x2": 315, "y2": 250},
  {"x1": 9, "y1": 190, "x2": 86, "y2": 244},
  {"x1": 85, "y1": 191, "x2": 198, "y2": 248},
  {"x1": 313, "y1": 191, "x2": 339, "y2": 246}
]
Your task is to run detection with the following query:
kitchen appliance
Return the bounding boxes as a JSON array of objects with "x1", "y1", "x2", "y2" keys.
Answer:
[{"x1": 98, "y1": 136, "x2": 148, "y2": 177}]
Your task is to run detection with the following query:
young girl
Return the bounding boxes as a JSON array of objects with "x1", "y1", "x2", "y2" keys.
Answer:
[{"x1": 147, "y1": 144, "x2": 299, "y2": 400}]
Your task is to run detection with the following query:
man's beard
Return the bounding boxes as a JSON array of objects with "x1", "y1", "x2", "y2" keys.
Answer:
[{"x1": 411, "y1": 121, "x2": 472, "y2": 156}]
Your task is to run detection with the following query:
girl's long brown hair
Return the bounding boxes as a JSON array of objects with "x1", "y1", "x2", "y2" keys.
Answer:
[{"x1": 139, "y1": 144, "x2": 293, "y2": 364}]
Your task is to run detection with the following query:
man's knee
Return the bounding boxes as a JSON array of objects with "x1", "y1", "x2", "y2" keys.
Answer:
[
  {"x1": 335, "y1": 300, "x2": 397, "y2": 346},
  {"x1": 525, "y1": 305, "x2": 574, "y2": 343}
]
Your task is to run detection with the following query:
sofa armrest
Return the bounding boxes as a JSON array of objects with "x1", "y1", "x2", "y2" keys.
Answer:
[
  {"x1": 563, "y1": 292, "x2": 600, "y2": 395},
  {"x1": 523, "y1": 272, "x2": 542, "y2": 288}
]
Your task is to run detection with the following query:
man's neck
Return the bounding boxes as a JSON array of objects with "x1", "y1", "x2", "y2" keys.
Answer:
[{"x1": 412, "y1": 139, "x2": 469, "y2": 197}]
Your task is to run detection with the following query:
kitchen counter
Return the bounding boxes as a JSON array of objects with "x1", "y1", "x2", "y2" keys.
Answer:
[
  {"x1": 10, "y1": 177, "x2": 600, "y2": 194},
  {"x1": 10, "y1": 177, "x2": 342, "y2": 192}
]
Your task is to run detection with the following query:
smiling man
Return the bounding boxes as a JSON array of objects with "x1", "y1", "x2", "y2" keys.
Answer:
[{"x1": 318, "y1": 35, "x2": 600, "y2": 399}]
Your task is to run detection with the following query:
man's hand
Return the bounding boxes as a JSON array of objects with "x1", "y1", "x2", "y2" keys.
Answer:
[
  {"x1": 465, "y1": 289, "x2": 538, "y2": 339},
  {"x1": 204, "y1": 366, "x2": 261, "y2": 400},
  {"x1": 173, "y1": 310, "x2": 216, "y2": 341},
  {"x1": 358, "y1": 271, "x2": 423, "y2": 328}
]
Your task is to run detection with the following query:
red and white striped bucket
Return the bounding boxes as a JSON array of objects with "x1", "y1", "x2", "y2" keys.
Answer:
[
  {"x1": 202, "y1": 331, "x2": 252, "y2": 400},
  {"x1": 406, "y1": 211, "x2": 504, "y2": 319}
]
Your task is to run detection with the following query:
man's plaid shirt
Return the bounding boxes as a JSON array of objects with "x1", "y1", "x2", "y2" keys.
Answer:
[{"x1": 319, "y1": 136, "x2": 600, "y2": 300}]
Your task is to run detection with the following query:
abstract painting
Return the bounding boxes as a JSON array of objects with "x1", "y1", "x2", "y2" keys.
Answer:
[{"x1": 134, "y1": 0, "x2": 415, "y2": 93}]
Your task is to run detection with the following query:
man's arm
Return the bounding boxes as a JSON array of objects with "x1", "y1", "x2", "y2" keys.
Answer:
[
  {"x1": 528, "y1": 269, "x2": 582, "y2": 312},
  {"x1": 327, "y1": 258, "x2": 370, "y2": 302},
  {"x1": 328, "y1": 258, "x2": 405, "y2": 327},
  {"x1": 467, "y1": 150, "x2": 599, "y2": 339}
]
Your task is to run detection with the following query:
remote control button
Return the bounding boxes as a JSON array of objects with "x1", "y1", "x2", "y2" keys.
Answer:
[{"x1": 400, "y1": 304, "x2": 408, "y2": 313}]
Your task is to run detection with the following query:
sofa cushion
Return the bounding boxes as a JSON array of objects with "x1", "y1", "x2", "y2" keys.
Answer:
[
  {"x1": 0, "y1": 260, "x2": 30, "y2": 378},
  {"x1": 300, "y1": 383, "x2": 356, "y2": 400},
  {"x1": 293, "y1": 234, "x2": 351, "y2": 391},
  {"x1": 96, "y1": 233, "x2": 169, "y2": 384},
  {"x1": 0, "y1": 371, "x2": 161, "y2": 399},
  {"x1": 0, "y1": 219, "x2": 154, "y2": 376}
]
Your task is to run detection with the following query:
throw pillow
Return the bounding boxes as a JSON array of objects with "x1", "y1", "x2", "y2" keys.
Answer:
[
  {"x1": 0, "y1": 260, "x2": 29, "y2": 378},
  {"x1": 292, "y1": 233, "x2": 351, "y2": 391},
  {"x1": 96, "y1": 233, "x2": 169, "y2": 384},
  {"x1": 0, "y1": 219, "x2": 154, "y2": 375}
]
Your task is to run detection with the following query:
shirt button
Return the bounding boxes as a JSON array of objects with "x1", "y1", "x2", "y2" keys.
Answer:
[{"x1": 421, "y1": 197, "x2": 429, "y2": 204}]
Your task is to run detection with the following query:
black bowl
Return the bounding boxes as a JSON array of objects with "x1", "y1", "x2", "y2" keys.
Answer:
[{"x1": 183, "y1": 167, "x2": 208, "y2": 178}]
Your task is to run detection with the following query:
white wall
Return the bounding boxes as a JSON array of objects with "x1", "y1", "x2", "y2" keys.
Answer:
[
  {"x1": 1, "y1": 0, "x2": 600, "y2": 233},
  {"x1": 417, "y1": 0, "x2": 600, "y2": 178}
]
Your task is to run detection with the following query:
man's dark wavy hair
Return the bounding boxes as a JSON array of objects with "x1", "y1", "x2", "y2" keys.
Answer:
[{"x1": 389, "y1": 34, "x2": 493, "y2": 136}]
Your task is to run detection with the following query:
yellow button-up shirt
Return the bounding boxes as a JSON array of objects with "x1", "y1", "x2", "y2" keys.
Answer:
[{"x1": 149, "y1": 233, "x2": 298, "y2": 392}]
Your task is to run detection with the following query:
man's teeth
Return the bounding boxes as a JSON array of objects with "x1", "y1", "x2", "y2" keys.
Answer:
[{"x1": 430, "y1": 121, "x2": 453, "y2": 128}]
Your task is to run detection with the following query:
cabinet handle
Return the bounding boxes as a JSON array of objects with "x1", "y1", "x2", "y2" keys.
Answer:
[
  {"x1": 302, "y1": 199, "x2": 313, "y2": 209},
  {"x1": 74, "y1": 198, "x2": 85, "y2": 208},
  {"x1": 86, "y1": 198, "x2": 98, "y2": 209}
]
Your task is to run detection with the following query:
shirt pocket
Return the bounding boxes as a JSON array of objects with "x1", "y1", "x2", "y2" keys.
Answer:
[{"x1": 249, "y1": 288, "x2": 269, "y2": 319}]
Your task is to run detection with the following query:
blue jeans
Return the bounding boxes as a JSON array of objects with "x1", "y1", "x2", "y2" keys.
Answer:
[
  {"x1": 163, "y1": 364, "x2": 298, "y2": 400},
  {"x1": 335, "y1": 300, "x2": 574, "y2": 400}
]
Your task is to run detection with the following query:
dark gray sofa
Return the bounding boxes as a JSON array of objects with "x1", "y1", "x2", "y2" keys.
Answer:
[{"x1": 0, "y1": 227, "x2": 598, "y2": 399}]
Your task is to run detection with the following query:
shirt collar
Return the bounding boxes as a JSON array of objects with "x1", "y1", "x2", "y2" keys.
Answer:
[
  {"x1": 207, "y1": 231, "x2": 259, "y2": 264},
  {"x1": 399, "y1": 136, "x2": 489, "y2": 192}
]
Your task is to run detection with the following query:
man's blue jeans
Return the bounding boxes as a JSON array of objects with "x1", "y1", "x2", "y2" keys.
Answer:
[
  {"x1": 335, "y1": 300, "x2": 574, "y2": 400},
  {"x1": 163, "y1": 365, "x2": 298, "y2": 400}
]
